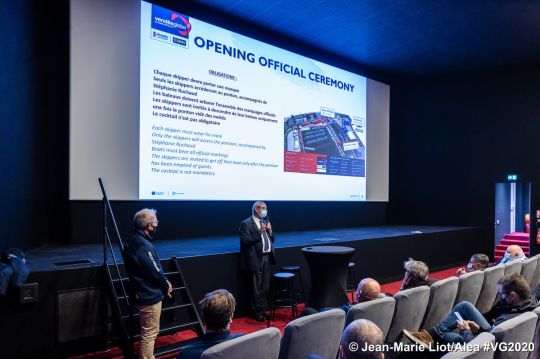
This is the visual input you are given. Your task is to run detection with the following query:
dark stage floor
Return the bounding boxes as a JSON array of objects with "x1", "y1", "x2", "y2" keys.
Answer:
[{"x1": 27, "y1": 225, "x2": 470, "y2": 272}]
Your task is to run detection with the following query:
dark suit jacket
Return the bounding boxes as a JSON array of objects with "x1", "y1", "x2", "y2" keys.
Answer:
[
  {"x1": 177, "y1": 331, "x2": 243, "y2": 359},
  {"x1": 239, "y1": 216, "x2": 276, "y2": 271}
]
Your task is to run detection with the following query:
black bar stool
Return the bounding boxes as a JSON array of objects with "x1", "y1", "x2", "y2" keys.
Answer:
[
  {"x1": 267, "y1": 272, "x2": 298, "y2": 327},
  {"x1": 280, "y1": 265, "x2": 307, "y2": 304},
  {"x1": 346, "y1": 261, "x2": 357, "y2": 303}
]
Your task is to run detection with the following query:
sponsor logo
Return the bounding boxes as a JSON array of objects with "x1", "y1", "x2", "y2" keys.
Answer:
[
  {"x1": 152, "y1": 5, "x2": 191, "y2": 38},
  {"x1": 173, "y1": 37, "x2": 186, "y2": 46},
  {"x1": 152, "y1": 31, "x2": 168, "y2": 41}
]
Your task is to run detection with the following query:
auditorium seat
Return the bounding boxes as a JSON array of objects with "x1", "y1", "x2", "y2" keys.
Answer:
[
  {"x1": 440, "y1": 332, "x2": 496, "y2": 359},
  {"x1": 531, "y1": 307, "x2": 540, "y2": 359},
  {"x1": 534, "y1": 306, "x2": 540, "y2": 317},
  {"x1": 490, "y1": 311, "x2": 538, "y2": 359},
  {"x1": 476, "y1": 266, "x2": 505, "y2": 314},
  {"x1": 529, "y1": 254, "x2": 540, "y2": 289},
  {"x1": 454, "y1": 271, "x2": 484, "y2": 306},
  {"x1": 200, "y1": 327, "x2": 281, "y2": 359},
  {"x1": 345, "y1": 296, "x2": 396, "y2": 340},
  {"x1": 278, "y1": 308, "x2": 345, "y2": 359},
  {"x1": 503, "y1": 261, "x2": 522, "y2": 276},
  {"x1": 422, "y1": 276, "x2": 459, "y2": 329},
  {"x1": 520, "y1": 256, "x2": 538, "y2": 285},
  {"x1": 385, "y1": 286, "x2": 430, "y2": 344}
]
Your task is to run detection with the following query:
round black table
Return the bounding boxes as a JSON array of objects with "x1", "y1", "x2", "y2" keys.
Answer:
[{"x1": 302, "y1": 245, "x2": 355, "y2": 310}]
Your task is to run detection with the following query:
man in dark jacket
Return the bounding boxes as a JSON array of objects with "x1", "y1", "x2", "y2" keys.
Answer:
[
  {"x1": 238, "y1": 201, "x2": 276, "y2": 322},
  {"x1": 399, "y1": 258, "x2": 437, "y2": 291},
  {"x1": 123, "y1": 208, "x2": 172, "y2": 359},
  {"x1": 403, "y1": 273, "x2": 539, "y2": 347},
  {"x1": 177, "y1": 289, "x2": 242, "y2": 358}
]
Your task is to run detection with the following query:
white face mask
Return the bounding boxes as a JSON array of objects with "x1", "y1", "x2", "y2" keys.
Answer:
[{"x1": 259, "y1": 209, "x2": 268, "y2": 218}]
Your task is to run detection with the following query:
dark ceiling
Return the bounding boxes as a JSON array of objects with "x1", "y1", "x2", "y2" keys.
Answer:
[{"x1": 194, "y1": 0, "x2": 540, "y2": 76}]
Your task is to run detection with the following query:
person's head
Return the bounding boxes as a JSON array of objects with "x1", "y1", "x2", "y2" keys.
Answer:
[
  {"x1": 339, "y1": 319, "x2": 384, "y2": 359},
  {"x1": 467, "y1": 253, "x2": 490, "y2": 272},
  {"x1": 252, "y1": 201, "x2": 268, "y2": 219},
  {"x1": 356, "y1": 278, "x2": 381, "y2": 303},
  {"x1": 401, "y1": 258, "x2": 429, "y2": 290},
  {"x1": 503, "y1": 245, "x2": 525, "y2": 262},
  {"x1": 133, "y1": 208, "x2": 158, "y2": 238},
  {"x1": 497, "y1": 273, "x2": 531, "y2": 306},
  {"x1": 199, "y1": 289, "x2": 236, "y2": 332}
]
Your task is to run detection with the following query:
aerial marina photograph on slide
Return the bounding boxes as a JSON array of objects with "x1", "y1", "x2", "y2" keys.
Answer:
[{"x1": 284, "y1": 109, "x2": 366, "y2": 177}]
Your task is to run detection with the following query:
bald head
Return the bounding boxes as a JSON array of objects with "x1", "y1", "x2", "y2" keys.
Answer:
[
  {"x1": 506, "y1": 245, "x2": 524, "y2": 258},
  {"x1": 356, "y1": 278, "x2": 381, "y2": 303},
  {"x1": 340, "y1": 319, "x2": 384, "y2": 359}
]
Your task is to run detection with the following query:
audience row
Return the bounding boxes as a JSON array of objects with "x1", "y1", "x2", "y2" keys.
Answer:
[{"x1": 176, "y1": 246, "x2": 539, "y2": 358}]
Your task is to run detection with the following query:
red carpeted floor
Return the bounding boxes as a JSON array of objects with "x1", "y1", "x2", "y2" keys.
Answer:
[{"x1": 70, "y1": 265, "x2": 463, "y2": 359}]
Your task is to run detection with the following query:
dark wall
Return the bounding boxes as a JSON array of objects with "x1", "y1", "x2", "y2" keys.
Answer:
[
  {"x1": 388, "y1": 66, "x2": 540, "y2": 255},
  {"x1": 0, "y1": 0, "x2": 69, "y2": 251}
]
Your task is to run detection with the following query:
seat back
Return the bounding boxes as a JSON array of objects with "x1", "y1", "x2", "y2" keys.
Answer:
[
  {"x1": 422, "y1": 276, "x2": 459, "y2": 329},
  {"x1": 346, "y1": 296, "x2": 396, "y2": 340},
  {"x1": 520, "y1": 256, "x2": 539, "y2": 286},
  {"x1": 529, "y1": 255, "x2": 540, "y2": 289},
  {"x1": 504, "y1": 261, "x2": 523, "y2": 276},
  {"x1": 476, "y1": 266, "x2": 505, "y2": 314},
  {"x1": 201, "y1": 327, "x2": 281, "y2": 359},
  {"x1": 454, "y1": 271, "x2": 484, "y2": 306},
  {"x1": 278, "y1": 309, "x2": 345, "y2": 359},
  {"x1": 440, "y1": 332, "x2": 496, "y2": 359},
  {"x1": 385, "y1": 286, "x2": 430, "y2": 344},
  {"x1": 490, "y1": 311, "x2": 538, "y2": 359}
]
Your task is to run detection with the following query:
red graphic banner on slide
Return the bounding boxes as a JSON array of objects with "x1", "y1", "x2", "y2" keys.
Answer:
[{"x1": 284, "y1": 151, "x2": 323, "y2": 174}]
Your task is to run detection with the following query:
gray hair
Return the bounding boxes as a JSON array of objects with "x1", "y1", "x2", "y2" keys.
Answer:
[
  {"x1": 471, "y1": 253, "x2": 489, "y2": 269},
  {"x1": 341, "y1": 319, "x2": 383, "y2": 359},
  {"x1": 133, "y1": 208, "x2": 157, "y2": 230},
  {"x1": 251, "y1": 201, "x2": 265, "y2": 214},
  {"x1": 404, "y1": 258, "x2": 429, "y2": 280}
]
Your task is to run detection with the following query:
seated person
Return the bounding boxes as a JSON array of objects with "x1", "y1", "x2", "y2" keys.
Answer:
[
  {"x1": 456, "y1": 253, "x2": 490, "y2": 276},
  {"x1": 177, "y1": 289, "x2": 242, "y2": 359},
  {"x1": 493, "y1": 245, "x2": 527, "y2": 265},
  {"x1": 400, "y1": 258, "x2": 437, "y2": 291},
  {"x1": 339, "y1": 319, "x2": 384, "y2": 359},
  {"x1": 301, "y1": 278, "x2": 383, "y2": 316},
  {"x1": 355, "y1": 278, "x2": 384, "y2": 303},
  {"x1": 403, "y1": 273, "x2": 539, "y2": 347}
]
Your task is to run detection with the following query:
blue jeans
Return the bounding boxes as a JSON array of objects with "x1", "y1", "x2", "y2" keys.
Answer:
[
  {"x1": 534, "y1": 283, "x2": 540, "y2": 301},
  {"x1": 433, "y1": 301, "x2": 491, "y2": 344}
]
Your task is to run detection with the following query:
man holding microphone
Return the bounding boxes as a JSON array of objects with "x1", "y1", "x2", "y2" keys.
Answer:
[{"x1": 239, "y1": 201, "x2": 276, "y2": 322}]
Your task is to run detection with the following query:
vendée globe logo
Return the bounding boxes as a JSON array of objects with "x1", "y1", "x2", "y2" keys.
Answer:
[
  {"x1": 151, "y1": 5, "x2": 191, "y2": 48},
  {"x1": 153, "y1": 11, "x2": 191, "y2": 38}
]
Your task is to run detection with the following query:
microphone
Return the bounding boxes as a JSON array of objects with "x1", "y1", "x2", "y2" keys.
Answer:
[{"x1": 261, "y1": 216, "x2": 271, "y2": 233}]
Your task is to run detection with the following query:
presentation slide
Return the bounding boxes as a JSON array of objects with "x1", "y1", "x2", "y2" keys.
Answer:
[{"x1": 140, "y1": 2, "x2": 367, "y2": 201}]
